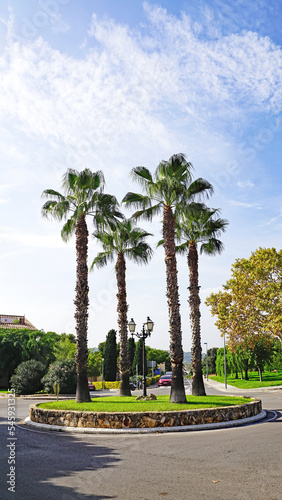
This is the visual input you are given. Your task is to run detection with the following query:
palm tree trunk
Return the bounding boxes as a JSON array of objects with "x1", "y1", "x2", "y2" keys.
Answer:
[
  {"x1": 116, "y1": 252, "x2": 131, "y2": 396},
  {"x1": 163, "y1": 205, "x2": 186, "y2": 403},
  {"x1": 188, "y1": 241, "x2": 206, "y2": 396},
  {"x1": 74, "y1": 214, "x2": 91, "y2": 403}
]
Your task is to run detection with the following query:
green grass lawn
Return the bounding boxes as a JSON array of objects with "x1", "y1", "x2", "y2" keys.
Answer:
[
  {"x1": 0, "y1": 390, "x2": 8, "y2": 393},
  {"x1": 209, "y1": 371, "x2": 282, "y2": 389},
  {"x1": 37, "y1": 395, "x2": 252, "y2": 413}
]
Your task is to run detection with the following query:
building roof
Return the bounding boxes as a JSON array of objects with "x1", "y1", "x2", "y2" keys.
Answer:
[{"x1": 0, "y1": 315, "x2": 37, "y2": 330}]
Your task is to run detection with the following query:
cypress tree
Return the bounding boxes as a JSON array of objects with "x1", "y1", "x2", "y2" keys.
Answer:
[
  {"x1": 128, "y1": 336, "x2": 136, "y2": 375},
  {"x1": 104, "y1": 329, "x2": 117, "y2": 381}
]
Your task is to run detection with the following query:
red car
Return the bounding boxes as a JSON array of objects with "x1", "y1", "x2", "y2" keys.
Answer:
[
  {"x1": 88, "y1": 382, "x2": 96, "y2": 391},
  {"x1": 158, "y1": 375, "x2": 172, "y2": 387}
]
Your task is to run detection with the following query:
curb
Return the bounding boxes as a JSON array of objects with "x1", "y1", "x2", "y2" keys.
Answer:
[{"x1": 24, "y1": 410, "x2": 266, "y2": 434}]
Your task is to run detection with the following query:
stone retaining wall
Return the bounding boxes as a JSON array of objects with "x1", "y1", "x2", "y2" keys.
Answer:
[{"x1": 29, "y1": 399, "x2": 261, "y2": 429}]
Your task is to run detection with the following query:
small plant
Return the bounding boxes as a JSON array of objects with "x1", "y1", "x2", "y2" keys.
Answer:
[
  {"x1": 10, "y1": 360, "x2": 46, "y2": 395},
  {"x1": 42, "y1": 359, "x2": 77, "y2": 394}
]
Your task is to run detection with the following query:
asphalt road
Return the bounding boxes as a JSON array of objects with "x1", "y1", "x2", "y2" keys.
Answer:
[{"x1": 0, "y1": 383, "x2": 281, "y2": 500}]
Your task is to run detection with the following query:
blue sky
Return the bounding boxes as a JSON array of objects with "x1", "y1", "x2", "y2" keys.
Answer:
[{"x1": 0, "y1": 0, "x2": 281, "y2": 352}]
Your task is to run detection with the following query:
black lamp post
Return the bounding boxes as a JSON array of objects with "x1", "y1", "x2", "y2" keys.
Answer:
[{"x1": 128, "y1": 317, "x2": 154, "y2": 397}]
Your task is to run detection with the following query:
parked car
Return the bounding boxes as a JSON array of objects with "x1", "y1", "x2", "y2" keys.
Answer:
[
  {"x1": 158, "y1": 375, "x2": 172, "y2": 387},
  {"x1": 88, "y1": 382, "x2": 96, "y2": 391},
  {"x1": 129, "y1": 382, "x2": 136, "y2": 391}
]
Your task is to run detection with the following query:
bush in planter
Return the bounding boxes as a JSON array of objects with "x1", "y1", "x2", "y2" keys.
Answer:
[
  {"x1": 10, "y1": 360, "x2": 46, "y2": 395},
  {"x1": 42, "y1": 359, "x2": 77, "y2": 394}
]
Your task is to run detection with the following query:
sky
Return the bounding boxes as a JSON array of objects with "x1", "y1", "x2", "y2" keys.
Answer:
[{"x1": 0, "y1": 0, "x2": 281, "y2": 353}]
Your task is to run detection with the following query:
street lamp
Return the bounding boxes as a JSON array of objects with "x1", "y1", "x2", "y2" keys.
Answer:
[
  {"x1": 102, "y1": 357, "x2": 104, "y2": 390},
  {"x1": 204, "y1": 342, "x2": 208, "y2": 380},
  {"x1": 128, "y1": 317, "x2": 154, "y2": 397}
]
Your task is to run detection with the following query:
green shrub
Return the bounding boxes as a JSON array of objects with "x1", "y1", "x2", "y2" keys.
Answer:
[
  {"x1": 95, "y1": 381, "x2": 121, "y2": 390},
  {"x1": 10, "y1": 360, "x2": 46, "y2": 395},
  {"x1": 146, "y1": 375, "x2": 161, "y2": 386},
  {"x1": 42, "y1": 359, "x2": 77, "y2": 394}
]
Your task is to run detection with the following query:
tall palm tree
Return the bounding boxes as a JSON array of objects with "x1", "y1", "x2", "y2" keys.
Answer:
[
  {"x1": 90, "y1": 219, "x2": 153, "y2": 396},
  {"x1": 41, "y1": 168, "x2": 122, "y2": 403},
  {"x1": 175, "y1": 202, "x2": 228, "y2": 395},
  {"x1": 123, "y1": 154, "x2": 213, "y2": 403}
]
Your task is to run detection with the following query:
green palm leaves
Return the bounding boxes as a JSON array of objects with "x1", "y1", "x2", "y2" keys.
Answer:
[
  {"x1": 91, "y1": 219, "x2": 153, "y2": 270},
  {"x1": 175, "y1": 203, "x2": 228, "y2": 255},
  {"x1": 42, "y1": 169, "x2": 122, "y2": 241}
]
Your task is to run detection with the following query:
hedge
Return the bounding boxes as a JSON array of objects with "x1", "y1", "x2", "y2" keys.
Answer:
[{"x1": 94, "y1": 375, "x2": 160, "y2": 390}]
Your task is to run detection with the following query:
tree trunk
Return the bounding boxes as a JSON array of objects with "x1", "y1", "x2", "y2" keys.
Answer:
[
  {"x1": 163, "y1": 205, "x2": 186, "y2": 403},
  {"x1": 188, "y1": 241, "x2": 206, "y2": 396},
  {"x1": 116, "y1": 252, "x2": 131, "y2": 396},
  {"x1": 258, "y1": 366, "x2": 263, "y2": 382},
  {"x1": 75, "y1": 214, "x2": 91, "y2": 403}
]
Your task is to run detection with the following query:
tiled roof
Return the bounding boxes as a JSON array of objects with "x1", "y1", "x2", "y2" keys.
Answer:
[{"x1": 0, "y1": 315, "x2": 37, "y2": 330}]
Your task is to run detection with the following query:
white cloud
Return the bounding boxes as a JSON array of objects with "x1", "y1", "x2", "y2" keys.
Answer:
[
  {"x1": 0, "y1": 5, "x2": 280, "y2": 155},
  {"x1": 237, "y1": 180, "x2": 255, "y2": 188},
  {"x1": 228, "y1": 200, "x2": 262, "y2": 209}
]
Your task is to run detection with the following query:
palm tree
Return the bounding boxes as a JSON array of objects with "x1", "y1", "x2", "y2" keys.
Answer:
[
  {"x1": 41, "y1": 168, "x2": 122, "y2": 403},
  {"x1": 90, "y1": 219, "x2": 153, "y2": 396},
  {"x1": 123, "y1": 154, "x2": 213, "y2": 403},
  {"x1": 175, "y1": 202, "x2": 228, "y2": 395}
]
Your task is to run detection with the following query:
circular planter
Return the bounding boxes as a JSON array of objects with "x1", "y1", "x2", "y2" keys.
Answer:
[{"x1": 29, "y1": 399, "x2": 262, "y2": 429}]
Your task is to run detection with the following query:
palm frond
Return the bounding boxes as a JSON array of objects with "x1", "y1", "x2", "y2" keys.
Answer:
[
  {"x1": 124, "y1": 242, "x2": 153, "y2": 265},
  {"x1": 62, "y1": 169, "x2": 79, "y2": 193},
  {"x1": 41, "y1": 189, "x2": 65, "y2": 200},
  {"x1": 156, "y1": 238, "x2": 164, "y2": 248},
  {"x1": 122, "y1": 192, "x2": 152, "y2": 210},
  {"x1": 130, "y1": 166, "x2": 153, "y2": 187},
  {"x1": 41, "y1": 199, "x2": 71, "y2": 220},
  {"x1": 131, "y1": 203, "x2": 163, "y2": 221},
  {"x1": 90, "y1": 251, "x2": 114, "y2": 271},
  {"x1": 61, "y1": 216, "x2": 76, "y2": 242},
  {"x1": 200, "y1": 238, "x2": 225, "y2": 255},
  {"x1": 187, "y1": 178, "x2": 214, "y2": 200},
  {"x1": 175, "y1": 241, "x2": 190, "y2": 255}
]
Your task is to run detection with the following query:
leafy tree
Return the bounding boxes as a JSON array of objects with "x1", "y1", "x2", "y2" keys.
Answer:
[
  {"x1": 87, "y1": 350, "x2": 102, "y2": 378},
  {"x1": 202, "y1": 347, "x2": 218, "y2": 375},
  {"x1": 10, "y1": 360, "x2": 46, "y2": 395},
  {"x1": 26, "y1": 330, "x2": 59, "y2": 365},
  {"x1": 123, "y1": 154, "x2": 212, "y2": 402},
  {"x1": 98, "y1": 341, "x2": 106, "y2": 357},
  {"x1": 53, "y1": 333, "x2": 77, "y2": 361},
  {"x1": 91, "y1": 218, "x2": 152, "y2": 396},
  {"x1": 250, "y1": 336, "x2": 274, "y2": 382},
  {"x1": 146, "y1": 346, "x2": 171, "y2": 367},
  {"x1": 104, "y1": 329, "x2": 118, "y2": 381},
  {"x1": 0, "y1": 329, "x2": 29, "y2": 381},
  {"x1": 0, "y1": 329, "x2": 60, "y2": 384},
  {"x1": 128, "y1": 336, "x2": 136, "y2": 375},
  {"x1": 267, "y1": 340, "x2": 282, "y2": 371},
  {"x1": 42, "y1": 359, "x2": 77, "y2": 394},
  {"x1": 206, "y1": 247, "x2": 282, "y2": 350},
  {"x1": 175, "y1": 203, "x2": 228, "y2": 395},
  {"x1": 41, "y1": 168, "x2": 122, "y2": 402}
]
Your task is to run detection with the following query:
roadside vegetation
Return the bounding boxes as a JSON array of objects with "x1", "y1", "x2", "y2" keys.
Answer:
[{"x1": 209, "y1": 371, "x2": 282, "y2": 389}]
